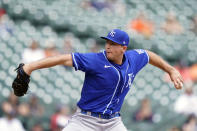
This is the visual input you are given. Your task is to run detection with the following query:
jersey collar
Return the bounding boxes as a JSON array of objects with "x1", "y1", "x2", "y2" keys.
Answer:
[{"x1": 103, "y1": 51, "x2": 128, "y2": 69}]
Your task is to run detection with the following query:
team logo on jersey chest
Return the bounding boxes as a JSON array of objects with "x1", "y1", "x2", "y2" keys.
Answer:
[{"x1": 126, "y1": 73, "x2": 135, "y2": 88}]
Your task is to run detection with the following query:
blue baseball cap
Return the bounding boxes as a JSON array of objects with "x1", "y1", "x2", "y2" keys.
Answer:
[{"x1": 101, "y1": 29, "x2": 130, "y2": 46}]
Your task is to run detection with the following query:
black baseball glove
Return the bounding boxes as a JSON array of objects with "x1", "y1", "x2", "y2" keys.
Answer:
[{"x1": 12, "y1": 63, "x2": 30, "y2": 97}]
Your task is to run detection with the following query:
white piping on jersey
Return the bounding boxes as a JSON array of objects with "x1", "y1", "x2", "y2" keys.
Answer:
[
  {"x1": 144, "y1": 50, "x2": 150, "y2": 63},
  {"x1": 102, "y1": 51, "x2": 120, "y2": 115},
  {"x1": 121, "y1": 64, "x2": 129, "y2": 93},
  {"x1": 72, "y1": 53, "x2": 78, "y2": 70}
]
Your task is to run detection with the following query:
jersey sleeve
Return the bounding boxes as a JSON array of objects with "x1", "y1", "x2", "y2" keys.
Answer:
[
  {"x1": 71, "y1": 52, "x2": 96, "y2": 72},
  {"x1": 134, "y1": 49, "x2": 149, "y2": 73},
  {"x1": 128, "y1": 49, "x2": 149, "y2": 74}
]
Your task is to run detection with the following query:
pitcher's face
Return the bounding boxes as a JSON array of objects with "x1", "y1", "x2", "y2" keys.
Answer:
[{"x1": 105, "y1": 40, "x2": 127, "y2": 62}]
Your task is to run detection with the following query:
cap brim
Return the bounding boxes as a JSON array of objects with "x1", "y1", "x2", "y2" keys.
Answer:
[
  {"x1": 100, "y1": 36, "x2": 109, "y2": 40},
  {"x1": 100, "y1": 36, "x2": 120, "y2": 45}
]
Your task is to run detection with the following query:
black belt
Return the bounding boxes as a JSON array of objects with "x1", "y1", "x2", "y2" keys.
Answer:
[{"x1": 80, "y1": 109, "x2": 120, "y2": 119}]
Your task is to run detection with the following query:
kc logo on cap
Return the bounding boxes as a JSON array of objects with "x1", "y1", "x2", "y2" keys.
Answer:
[
  {"x1": 110, "y1": 30, "x2": 116, "y2": 37},
  {"x1": 101, "y1": 29, "x2": 130, "y2": 47}
]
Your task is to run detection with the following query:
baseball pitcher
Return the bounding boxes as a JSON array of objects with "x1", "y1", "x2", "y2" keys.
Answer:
[{"x1": 12, "y1": 29, "x2": 183, "y2": 131}]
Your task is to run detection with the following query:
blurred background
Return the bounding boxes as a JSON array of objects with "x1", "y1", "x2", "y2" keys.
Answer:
[{"x1": 0, "y1": 0, "x2": 197, "y2": 131}]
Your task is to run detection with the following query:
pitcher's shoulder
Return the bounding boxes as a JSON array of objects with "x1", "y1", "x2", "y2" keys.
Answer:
[{"x1": 126, "y1": 49, "x2": 147, "y2": 55}]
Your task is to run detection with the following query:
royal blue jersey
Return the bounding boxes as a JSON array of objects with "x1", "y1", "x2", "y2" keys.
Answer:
[{"x1": 71, "y1": 49, "x2": 149, "y2": 115}]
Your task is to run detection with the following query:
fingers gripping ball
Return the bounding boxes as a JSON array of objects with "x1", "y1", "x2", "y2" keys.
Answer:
[{"x1": 12, "y1": 63, "x2": 30, "y2": 97}]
